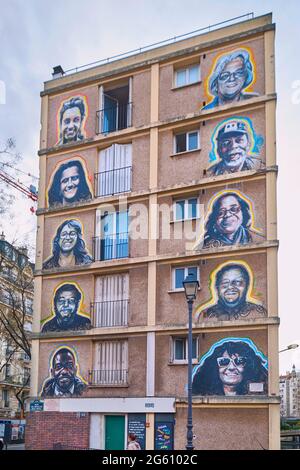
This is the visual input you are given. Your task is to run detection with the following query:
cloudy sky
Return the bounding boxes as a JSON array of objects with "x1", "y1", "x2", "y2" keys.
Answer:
[{"x1": 0, "y1": 0, "x2": 299, "y2": 373}]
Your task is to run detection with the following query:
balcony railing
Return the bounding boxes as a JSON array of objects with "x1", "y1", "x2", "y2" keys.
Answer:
[
  {"x1": 88, "y1": 369, "x2": 128, "y2": 386},
  {"x1": 93, "y1": 233, "x2": 129, "y2": 261},
  {"x1": 91, "y1": 299, "x2": 129, "y2": 328},
  {"x1": 96, "y1": 102, "x2": 132, "y2": 134},
  {"x1": 94, "y1": 166, "x2": 132, "y2": 197}
]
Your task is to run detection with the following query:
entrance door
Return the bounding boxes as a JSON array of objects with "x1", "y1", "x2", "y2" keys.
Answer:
[{"x1": 105, "y1": 415, "x2": 125, "y2": 450}]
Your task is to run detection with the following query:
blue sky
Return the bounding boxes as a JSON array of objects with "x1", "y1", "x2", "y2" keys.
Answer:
[{"x1": 0, "y1": 0, "x2": 299, "y2": 373}]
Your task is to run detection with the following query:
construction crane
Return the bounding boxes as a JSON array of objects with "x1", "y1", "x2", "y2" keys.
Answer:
[{"x1": 0, "y1": 166, "x2": 38, "y2": 214}]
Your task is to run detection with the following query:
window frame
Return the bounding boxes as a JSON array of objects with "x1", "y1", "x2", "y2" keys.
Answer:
[
  {"x1": 172, "y1": 265, "x2": 200, "y2": 292},
  {"x1": 174, "y1": 63, "x2": 201, "y2": 88},
  {"x1": 173, "y1": 197, "x2": 199, "y2": 222},
  {"x1": 173, "y1": 129, "x2": 200, "y2": 154},
  {"x1": 171, "y1": 335, "x2": 199, "y2": 364}
]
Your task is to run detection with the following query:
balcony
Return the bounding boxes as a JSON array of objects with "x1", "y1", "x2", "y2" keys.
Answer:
[
  {"x1": 91, "y1": 299, "x2": 129, "y2": 328},
  {"x1": 88, "y1": 369, "x2": 128, "y2": 386},
  {"x1": 94, "y1": 166, "x2": 132, "y2": 197},
  {"x1": 93, "y1": 233, "x2": 129, "y2": 261},
  {"x1": 96, "y1": 102, "x2": 132, "y2": 134}
]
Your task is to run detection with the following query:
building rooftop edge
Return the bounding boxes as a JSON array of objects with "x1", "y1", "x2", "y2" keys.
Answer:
[{"x1": 42, "y1": 13, "x2": 274, "y2": 95}]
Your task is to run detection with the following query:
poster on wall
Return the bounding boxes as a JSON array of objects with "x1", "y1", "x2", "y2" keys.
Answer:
[
  {"x1": 207, "y1": 116, "x2": 264, "y2": 176},
  {"x1": 192, "y1": 337, "x2": 268, "y2": 396},
  {"x1": 154, "y1": 422, "x2": 174, "y2": 450},
  {"x1": 202, "y1": 47, "x2": 259, "y2": 111},
  {"x1": 128, "y1": 414, "x2": 146, "y2": 450},
  {"x1": 194, "y1": 260, "x2": 267, "y2": 322},
  {"x1": 41, "y1": 281, "x2": 91, "y2": 333},
  {"x1": 41, "y1": 346, "x2": 88, "y2": 397}
]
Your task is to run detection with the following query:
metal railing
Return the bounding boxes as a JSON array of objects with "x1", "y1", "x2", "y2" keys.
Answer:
[
  {"x1": 91, "y1": 299, "x2": 129, "y2": 327},
  {"x1": 96, "y1": 102, "x2": 132, "y2": 134},
  {"x1": 61, "y1": 14, "x2": 254, "y2": 76},
  {"x1": 88, "y1": 369, "x2": 128, "y2": 385},
  {"x1": 93, "y1": 233, "x2": 129, "y2": 261},
  {"x1": 94, "y1": 166, "x2": 132, "y2": 197}
]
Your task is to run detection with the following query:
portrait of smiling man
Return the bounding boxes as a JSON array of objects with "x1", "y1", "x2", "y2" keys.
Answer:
[
  {"x1": 57, "y1": 96, "x2": 87, "y2": 145},
  {"x1": 41, "y1": 283, "x2": 91, "y2": 333},
  {"x1": 195, "y1": 263, "x2": 266, "y2": 322},
  {"x1": 207, "y1": 119, "x2": 263, "y2": 176},
  {"x1": 41, "y1": 347, "x2": 87, "y2": 397}
]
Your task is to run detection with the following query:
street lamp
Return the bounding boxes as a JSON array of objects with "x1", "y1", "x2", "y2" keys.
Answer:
[
  {"x1": 279, "y1": 344, "x2": 299, "y2": 353},
  {"x1": 183, "y1": 272, "x2": 199, "y2": 451}
]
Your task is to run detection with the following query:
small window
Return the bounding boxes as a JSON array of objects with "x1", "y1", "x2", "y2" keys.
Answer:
[
  {"x1": 172, "y1": 337, "x2": 198, "y2": 363},
  {"x1": 175, "y1": 64, "x2": 200, "y2": 87},
  {"x1": 175, "y1": 131, "x2": 200, "y2": 154},
  {"x1": 174, "y1": 198, "x2": 198, "y2": 221},
  {"x1": 173, "y1": 266, "x2": 199, "y2": 290}
]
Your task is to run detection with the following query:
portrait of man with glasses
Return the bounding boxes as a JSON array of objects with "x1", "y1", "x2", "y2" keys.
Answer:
[
  {"x1": 202, "y1": 48, "x2": 259, "y2": 110},
  {"x1": 202, "y1": 191, "x2": 263, "y2": 248},
  {"x1": 41, "y1": 347, "x2": 87, "y2": 397},
  {"x1": 41, "y1": 283, "x2": 91, "y2": 332},
  {"x1": 195, "y1": 262, "x2": 267, "y2": 322},
  {"x1": 192, "y1": 338, "x2": 268, "y2": 396},
  {"x1": 43, "y1": 219, "x2": 93, "y2": 270}
]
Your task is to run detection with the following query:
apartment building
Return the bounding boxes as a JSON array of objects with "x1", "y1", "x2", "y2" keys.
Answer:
[
  {"x1": 26, "y1": 13, "x2": 279, "y2": 450},
  {"x1": 280, "y1": 366, "x2": 300, "y2": 418},
  {"x1": 0, "y1": 234, "x2": 33, "y2": 441}
]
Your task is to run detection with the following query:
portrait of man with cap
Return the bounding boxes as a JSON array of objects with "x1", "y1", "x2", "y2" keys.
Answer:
[{"x1": 207, "y1": 118, "x2": 263, "y2": 176}]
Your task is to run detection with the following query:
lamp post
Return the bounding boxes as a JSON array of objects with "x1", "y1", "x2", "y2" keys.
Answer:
[
  {"x1": 279, "y1": 344, "x2": 299, "y2": 353},
  {"x1": 183, "y1": 272, "x2": 199, "y2": 451}
]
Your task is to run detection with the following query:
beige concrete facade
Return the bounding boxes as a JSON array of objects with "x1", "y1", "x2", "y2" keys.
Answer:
[{"x1": 30, "y1": 13, "x2": 279, "y2": 450}]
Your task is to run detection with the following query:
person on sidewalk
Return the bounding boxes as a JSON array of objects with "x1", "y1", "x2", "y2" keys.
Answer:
[{"x1": 127, "y1": 433, "x2": 141, "y2": 450}]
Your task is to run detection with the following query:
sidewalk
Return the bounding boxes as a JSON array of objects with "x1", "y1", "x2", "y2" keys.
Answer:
[{"x1": 7, "y1": 443, "x2": 25, "y2": 450}]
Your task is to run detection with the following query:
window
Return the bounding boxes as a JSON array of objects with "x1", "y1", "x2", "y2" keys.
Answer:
[
  {"x1": 98, "y1": 80, "x2": 132, "y2": 134},
  {"x1": 173, "y1": 266, "x2": 199, "y2": 290},
  {"x1": 91, "y1": 340, "x2": 128, "y2": 385},
  {"x1": 94, "y1": 210, "x2": 129, "y2": 261},
  {"x1": 174, "y1": 197, "x2": 198, "y2": 221},
  {"x1": 2, "y1": 389, "x2": 9, "y2": 408},
  {"x1": 175, "y1": 64, "x2": 200, "y2": 87},
  {"x1": 97, "y1": 144, "x2": 132, "y2": 197},
  {"x1": 171, "y1": 336, "x2": 199, "y2": 363},
  {"x1": 93, "y1": 273, "x2": 129, "y2": 327},
  {"x1": 174, "y1": 131, "x2": 200, "y2": 154}
]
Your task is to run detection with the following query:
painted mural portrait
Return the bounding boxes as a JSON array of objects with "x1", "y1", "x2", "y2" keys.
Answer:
[
  {"x1": 207, "y1": 118, "x2": 264, "y2": 176},
  {"x1": 41, "y1": 282, "x2": 91, "y2": 333},
  {"x1": 202, "y1": 190, "x2": 262, "y2": 248},
  {"x1": 192, "y1": 338, "x2": 268, "y2": 396},
  {"x1": 195, "y1": 262, "x2": 267, "y2": 322},
  {"x1": 57, "y1": 96, "x2": 87, "y2": 145},
  {"x1": 43, "y1": 219, "x2": 93, "y2": 270},
  {"x1": 41, "y1": 347, "x2": 87, "y2": 397},
  {"x1": 202, "y1": 48, "x2": 259, "y2": 110},
  {"x1": 47, "y1": 159, "x2": 93, "y2": 208}
]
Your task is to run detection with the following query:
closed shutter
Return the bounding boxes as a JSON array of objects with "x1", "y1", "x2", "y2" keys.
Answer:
[
  {"x1": 98, "y1": 144, "x2": 132, "y2": 196},
  {"x1": 94, "y1": 340, "x2": 128, "y2": 384},
  {"x1": 94, "y1": 273, "x2": 129, "y2": 327}
]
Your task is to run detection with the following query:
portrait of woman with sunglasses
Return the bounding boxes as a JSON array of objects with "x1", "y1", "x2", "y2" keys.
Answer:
[
  {"x1": 192, "y1": 338, "x2": 268, "y2": 396},
  {"x1": 203, "y1": 191, "x2": 259, "y2": 248}
]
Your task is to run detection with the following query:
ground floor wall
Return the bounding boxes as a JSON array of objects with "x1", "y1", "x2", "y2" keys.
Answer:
[{"x1": 25, "y1": 400, "x2": 279, "y2": 450}]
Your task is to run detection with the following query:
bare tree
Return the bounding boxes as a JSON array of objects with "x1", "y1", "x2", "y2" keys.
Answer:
[
  {"x1": 0, "y1": 138, "x2": 22, "y2": 216},
  {"x1": 0, "y1": 241, "x2": 33, "y2": 415}
]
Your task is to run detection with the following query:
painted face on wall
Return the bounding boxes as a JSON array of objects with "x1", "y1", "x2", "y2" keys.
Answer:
[
  {"x1": 55, "y1": 288, "x2": 78, "y2": 324},
  {"x1": 61, "y1": 107, "x2": 82, "y2": 143},
  {"x1": 59, "y1": 165, "x2": 80, "y2": 202},
  {"x1": 51, "y1": 350, "x2": 77, "y2": 393},
  {"x1": 215, "y1": 195, "x2": 243, "y2": 237},
  {"x1": 217, "y1": 57, "x2": 247, "y2": 100},
  {"x1": 217, "y1": 351, "x2": 246, "y2": 388},
  {"x1": 217, "y1": 133, "x2": 250, "y2": 170},
  {"x1": 218, "y1": 267, "x2": 247, "y2": 308},
  {"x1": 58, "y1": 223, "x2": 78, "y2": 253}
]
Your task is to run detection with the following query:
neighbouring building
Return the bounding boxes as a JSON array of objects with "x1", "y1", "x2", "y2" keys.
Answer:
[
  {"x1": 0, "y1": 234, "x2": 33, "y2": 442},
  {"x1": 280, "y1": 366, "x2": 300, "y2": 418},
  {"x1": 26, "y1": 12, "x2": 279, "y2": 450}
]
